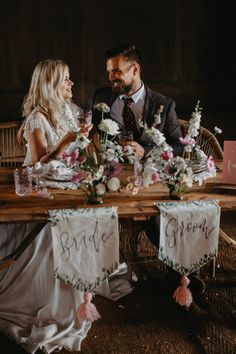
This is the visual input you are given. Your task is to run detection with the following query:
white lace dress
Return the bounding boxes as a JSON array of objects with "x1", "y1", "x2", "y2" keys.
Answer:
[
  {"x1": 0, "y1": 103, "x2": 93, "y2": 353},
  {"x1": 23, "y1": 102, "x2": 81, "y2": 166}
]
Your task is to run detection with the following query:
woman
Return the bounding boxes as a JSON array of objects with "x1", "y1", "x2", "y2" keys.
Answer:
[
  {"x1": 0, "y1": 60, "x2": 93, "y2": 353},
  {"x1": 20, "y1": 59, "x2": 89, "y2": 165}
]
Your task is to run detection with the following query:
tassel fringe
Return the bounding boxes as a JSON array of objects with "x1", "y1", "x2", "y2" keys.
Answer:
[
  {"x1": 77, "y1": 292, "x2": 101, "y2": 323},
  {"x1": 173, "y1": 275, "x2": 193, "y2": 308}
]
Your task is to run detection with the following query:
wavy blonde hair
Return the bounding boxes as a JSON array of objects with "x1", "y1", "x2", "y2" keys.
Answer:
[{"x1": 22, "y1": 59, "x2": 70, "y2": 128}]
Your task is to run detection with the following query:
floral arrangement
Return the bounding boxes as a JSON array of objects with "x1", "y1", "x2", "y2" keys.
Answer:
[
  {"x1": 162, "y1": 156, "x2": 193, "y2": 199},
  {"x1": 141, "y1": 101, "x2": 222, "y2": 198},
  {"x1": 180, "y1": 101, "x2": 222, "y2": 164},
  {"x1": 62, "y1": 103, "x2": 124, "y2": 203}
]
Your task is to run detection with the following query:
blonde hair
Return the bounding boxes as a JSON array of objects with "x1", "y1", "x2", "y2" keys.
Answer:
[{"x1": 22, "y1": 59, "x2": 70, "y2": 128}]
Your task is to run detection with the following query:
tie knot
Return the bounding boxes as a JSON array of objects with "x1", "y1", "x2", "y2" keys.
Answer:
[{"x1": 123, "y1": 97, "x2": 133, "y2": 106}]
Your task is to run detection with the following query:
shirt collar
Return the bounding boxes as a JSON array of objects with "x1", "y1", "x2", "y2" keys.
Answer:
[{"x1": 119, "y1": 82, "x2": 145, "y2": 103}]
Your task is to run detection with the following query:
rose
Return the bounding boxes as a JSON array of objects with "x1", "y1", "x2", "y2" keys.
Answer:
[
  {"x1": 162, "y1": 151, "x2": 174, "y2": 161},
  {"x1": 95, "y1": 183, "x2": 106, "y2": 195},
  {"x1": 179, "y1": 137, "x2": 196, "y2": 146},
  {"x1": 107, "y1": 177, "x2": 120, "y2": 192},
  {"x1": 151, "y1": 172, "x2": 160, "y2": 183},
  {"x1": 207, "y1": 155, "x2": 215, "y2": 172}
]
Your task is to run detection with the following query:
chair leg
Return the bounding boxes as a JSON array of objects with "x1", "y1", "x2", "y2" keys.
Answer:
[
  {"x1": 219, "y1": 228, "x2": 236, "y2": 248},
  {"x1": 212, "y1": 257, "x2": 216, "y2": 278},
  {"x1": 212, "y1": 228, "x2": 235, "y2": 278}
]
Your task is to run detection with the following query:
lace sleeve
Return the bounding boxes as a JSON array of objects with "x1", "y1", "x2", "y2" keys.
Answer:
[{"x1": 23, "y1": 111, "x2": 51, "y2": 140}]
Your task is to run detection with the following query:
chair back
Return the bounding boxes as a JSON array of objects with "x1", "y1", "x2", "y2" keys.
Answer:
[
  {"x1": 178, "y1": 118, "x2": 223, "y2": 160},
  {"x1": 0, "y1": 121, "x2": 26, "y2": 167}
]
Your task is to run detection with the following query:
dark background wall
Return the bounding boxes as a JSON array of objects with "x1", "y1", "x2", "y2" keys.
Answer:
[{"x1": 0, "y1": 0, "x2": 235, "y2": 145}]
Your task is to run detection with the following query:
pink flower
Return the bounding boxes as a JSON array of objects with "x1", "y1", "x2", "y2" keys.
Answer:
[
  {"x1": 207, "y1": 155, "x2": 215, "y2": 172},
  {"x1": 162, "y1": 151, "x2": 173, "y2": 161},
  {"x1": 107, "y1": 161, "x2": 121, "y2": 178},
  {"x1": 71, "y1": 171, "x2": 88, "y2": 182},
  {"x1": 78, "y1": 155, "x2": 87, "y2": 163},
  {"x1": 152, "y1": 172, "x2": 160, "y2": 183},
  {"x1": 179, "y1": 137, "x2": 195, "y2": 146},
  {"x1": 62, "y1": 151, "x2": 68, "y2": 159},
  {"x1": 70, "y1": 149, "x2": 79, "y2": 163}
]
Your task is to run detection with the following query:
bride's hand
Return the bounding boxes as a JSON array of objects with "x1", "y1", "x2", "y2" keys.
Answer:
[{"x1": 79, "y1": 124, "x2": 93, "y2": 137}]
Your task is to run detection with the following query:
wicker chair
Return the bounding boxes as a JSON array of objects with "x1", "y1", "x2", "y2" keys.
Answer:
[{"x1": 0, "y1": 121, "x2": 26, "y2": 167}]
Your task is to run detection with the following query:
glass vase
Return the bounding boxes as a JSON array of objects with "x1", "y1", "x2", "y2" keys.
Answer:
[
  {"x1": 168, "y1": 184, "x2": 186, "y2": 200},
  {"x1": 88, "y1": 196, "x2": 103, "y2": 204},
  {"x1": 87, "y1": 184, "x2": 104, "y2": 204}
]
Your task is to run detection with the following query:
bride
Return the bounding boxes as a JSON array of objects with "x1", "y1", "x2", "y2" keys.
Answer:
[
  {"x1": 19, "y1": 59, "x2": 91, "y2": 166},
  {"x1": 0, "y1": 60, "x2": 93, "y2": 353}
]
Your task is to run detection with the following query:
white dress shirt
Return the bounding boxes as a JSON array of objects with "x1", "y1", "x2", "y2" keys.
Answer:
[{"x1": 110, "y1": 83, "x2": 146, "y2": 129}]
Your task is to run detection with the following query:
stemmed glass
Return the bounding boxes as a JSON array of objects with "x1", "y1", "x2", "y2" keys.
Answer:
[
  {"x1": 118, "y1": 131, "x2": 133, "y2": 147},
  {"x1": 78, "y1": 110, "x2": 92, "y2": 128}
]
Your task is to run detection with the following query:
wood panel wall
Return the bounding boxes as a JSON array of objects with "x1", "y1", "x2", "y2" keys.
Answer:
[{"x1": 0, "y1": 0, "x2": 235, "y2": 142}]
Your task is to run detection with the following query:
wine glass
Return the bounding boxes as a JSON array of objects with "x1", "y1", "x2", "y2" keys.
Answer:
[
  {"x1": 78, "y1": 109, "x2": 92, "y2": 128},
  {"x1": 118, "y1": 131, "x2": 133, "y2": 147}
]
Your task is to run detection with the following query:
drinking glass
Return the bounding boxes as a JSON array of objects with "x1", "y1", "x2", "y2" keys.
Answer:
[
  {"x1": 118, "y1": 131, "x2": 133, "y2": 147},
  {"x1": 134, "y1": 159, "x2": 143, "y2": 186},
  {"x1": 14, "y1": 167, "x2": 32, "y2": 196},
  {"x1": 78, "y1": 109, "x2": 92, "y2": 128}
]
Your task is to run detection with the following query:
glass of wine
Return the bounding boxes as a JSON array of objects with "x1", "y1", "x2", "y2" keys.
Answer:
[
  {"x1": 78, "y1": 109, "x2": 92, "y2": 128},
  {"x1": 118, "y1": 131, "x2": 133, "y2": 147}
]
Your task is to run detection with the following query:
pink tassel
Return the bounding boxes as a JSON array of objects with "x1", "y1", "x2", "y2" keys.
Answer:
[
  {"x1": 173, "y1": 275, "x2": 193, "y2": 308},
  {"x1": 77, "y1": 292, "x2": 101, "y2": 323}
]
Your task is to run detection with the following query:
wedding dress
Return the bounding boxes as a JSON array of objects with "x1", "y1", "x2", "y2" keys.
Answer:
[
  {"x1": 23, "y1": 102, "x2": 81, "y2": 166},
  {"x1": 0, "y1": 223, "x2": 91, "y2": 353},
  {"x1": 0, "y1": 103, "x2": 92, "y2": 353}
]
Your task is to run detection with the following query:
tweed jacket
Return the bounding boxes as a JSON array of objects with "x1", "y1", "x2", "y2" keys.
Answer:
[{"x1": 92, "y1": 85, "x2": 182, "y2": 155}]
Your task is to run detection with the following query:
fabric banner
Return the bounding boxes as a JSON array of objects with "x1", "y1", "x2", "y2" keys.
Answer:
[
  {"x1": 49, "y1": 206, "x2": 119, "y2": 292},
  {"x1": 157, "y1": 200, "x2": 221, "y2": 275}
]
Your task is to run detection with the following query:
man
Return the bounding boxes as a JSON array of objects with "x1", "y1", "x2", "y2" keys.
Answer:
[
  {"x1": 92, "y1": 44, "x2": 206, "y2": 298},
  {"x1": 92, "y1": 44, "x2": 182, "y2": 159}
]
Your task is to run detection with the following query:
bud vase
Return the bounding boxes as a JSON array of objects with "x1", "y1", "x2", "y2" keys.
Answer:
[
  {"x1": 87, "y1": 184, "x2": 104, "y2": 204},
  {"x1": 88, "y1": 196, "x2": 103, "y2": 204},
  {"x1": 168, "y1": 184, "x2": 185, "y2": 200}
]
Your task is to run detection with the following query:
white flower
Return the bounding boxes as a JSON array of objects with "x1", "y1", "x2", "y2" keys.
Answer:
[
  {"x1": 34, "y1": 161, "x2": 42, "y2": 171},
  {"x1": 107, "y1": 177, "x2": 120, "y2": 191},
  {"x1": 179, "y1": 172, "x2": 193, "y2": 188},
  {"x1": 128, "y1": 155, "x2": 136, "y2": 164},
  {"x1": 150, "y1": 127, "x2": 166, "y2": 146},
  {"x1": 185, "y1": 100, "x2": 202, "y2": 139},
  {"x1": 94, "y1": 165, "x2": 104, "y2": 180},
  {"x1": 214, "y1": 126, "x2": 222, "y2": 134},
  {"x1": 140, "y1": 120, "x2": 166, "y2": 147},
  {"x1": 95, "y1": 102, "x2": 110, "y2": 113},
  {"x1": 95, "y1": 183, "x2": 106, "y2": 195},
  {"x1": 98, "y1": 119, "x2": 120, "y2": 136},
  {"x1": 153, "y1": 105, "x2": 164, "y2": 125},
  {"x1": 75, "y1": 134, "x2": 90, "y2": 149}
]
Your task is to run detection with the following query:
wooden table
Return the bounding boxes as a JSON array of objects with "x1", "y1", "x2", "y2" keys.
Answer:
[
  {"x1": 0, "y1": 163, "x2": 236, "y2": 223},
  {"x1": 1, "y1": 163, "x2": 235, "y2": 276}
]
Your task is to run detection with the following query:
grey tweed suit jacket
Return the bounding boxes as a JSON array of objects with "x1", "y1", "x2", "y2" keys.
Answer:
[{"x1": 92, "y1": 85, "x2": 182, "y2": 156}]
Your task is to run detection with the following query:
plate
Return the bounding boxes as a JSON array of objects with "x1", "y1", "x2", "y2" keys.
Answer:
[{"x1": 43, "y1": 172, "x2": 76, "y2": 182}]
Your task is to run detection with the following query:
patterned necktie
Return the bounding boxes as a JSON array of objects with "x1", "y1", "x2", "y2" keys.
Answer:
[{"x1": 122, "y1": 97, "x2": 137, "y2": 133}]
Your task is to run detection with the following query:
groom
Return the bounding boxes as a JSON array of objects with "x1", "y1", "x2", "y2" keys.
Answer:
[
  {"x1": 92, "y1": 43, "x2": 206, "y2": 298},
  {"x1": 92, "y1": 43, "x2": 182, "y2": 159}
]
